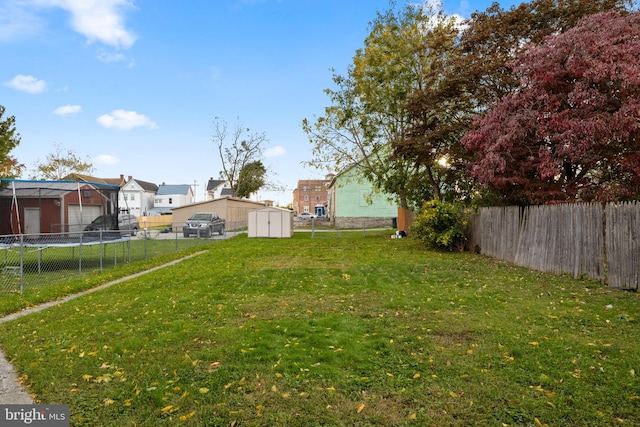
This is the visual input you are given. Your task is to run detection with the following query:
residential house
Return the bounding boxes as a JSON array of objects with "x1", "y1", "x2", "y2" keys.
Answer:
[
  {"x1": 151, "y1": 184, "x2": 194, "y2": 215},
  {"x1": 206, "y1": 178, "x2": 232, "y2": 200},
  {"x1": 292, "y1": 175, "x2": 333, "y2": 217},
  {"x1": 327, "y1": 165, "x2": 398, "y2": 228},
  {"x1": 120, "y1": 177, "x2": 158, "y2": 216}
]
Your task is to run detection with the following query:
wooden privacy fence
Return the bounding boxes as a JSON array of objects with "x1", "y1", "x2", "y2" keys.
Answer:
[{"x1": 468, "y1": 202, "x2": 640, "y2": 290}]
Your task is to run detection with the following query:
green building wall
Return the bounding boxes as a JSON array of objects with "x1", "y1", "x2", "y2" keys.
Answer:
[{"x1": 333, "y1": 168, "x2": 398, "y2": 227}]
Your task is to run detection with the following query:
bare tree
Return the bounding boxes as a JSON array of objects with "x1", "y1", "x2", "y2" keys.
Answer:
[
  {"x1": 30, "y1": 142, "x2": 94, "y2": 180},
  {"x1": 213, "y1": 117, "x2": 267, "y2": 197}
]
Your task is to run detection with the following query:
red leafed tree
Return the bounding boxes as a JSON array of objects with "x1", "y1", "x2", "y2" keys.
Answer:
[{"x1": 462, "y1": 11, "x2": 640, "y2": 205}]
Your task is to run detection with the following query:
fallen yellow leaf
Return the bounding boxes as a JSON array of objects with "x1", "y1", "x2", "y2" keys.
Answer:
[
  {"x1": 356, "y1": 403, "x2": 365, "y2": 413},
  {"x1": 161, "y1": 405, "x2": 173, "y2": 413}
]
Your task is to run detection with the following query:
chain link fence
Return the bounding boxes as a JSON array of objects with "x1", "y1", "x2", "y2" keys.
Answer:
[{"x1": 0, "y1": 220, "x2": 246, "y2": 294}]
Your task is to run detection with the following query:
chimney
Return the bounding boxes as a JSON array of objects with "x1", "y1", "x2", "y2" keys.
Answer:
[{"x1": 128, "y1": 176, "x2": 132, "y2": 181}]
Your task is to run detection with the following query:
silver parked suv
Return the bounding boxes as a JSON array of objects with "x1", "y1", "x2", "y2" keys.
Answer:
[{"x1": 85, "y1": 214, "x2": 140, "y2": 236}]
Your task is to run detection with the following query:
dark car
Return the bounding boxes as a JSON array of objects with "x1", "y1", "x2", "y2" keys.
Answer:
[{"x1": 183, "y1": 212, "x2": 226, "y2": 237}]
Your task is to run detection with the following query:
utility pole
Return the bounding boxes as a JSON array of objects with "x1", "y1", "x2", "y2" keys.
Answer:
[{"x1": 192, "y1": 180, "x2": 198, "y2": 203}]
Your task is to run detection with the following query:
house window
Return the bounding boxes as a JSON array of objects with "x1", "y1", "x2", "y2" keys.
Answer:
[
  {"x1": 303, "y1": 186, "x2": 309, "y2": 192},
  {"x1": 304, "y1": 195, "x2": 309, "y2": 201},
  {"x1": 316, "y1": 196, "x2": 320, "y2": 202},
  {"x1": 123, "y1": 194, "x2": 128, "y2": 201},
  {"x1": 154, "y1": 198, "x2": 162, "y2": 204},
  {"x1": 169, "y1": 198, "x2": 173, "y2": 204},
  {"x1": 131, "y1": 194, "x2": 135, "y2": 201},
  {"x1": 315, "y1": 186, "x2": 322, "y2": 192}
]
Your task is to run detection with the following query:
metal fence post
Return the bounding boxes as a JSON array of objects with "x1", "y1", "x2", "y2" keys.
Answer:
[{"x1": 19, "y1": 234, "x2": 24, "y2": 294}]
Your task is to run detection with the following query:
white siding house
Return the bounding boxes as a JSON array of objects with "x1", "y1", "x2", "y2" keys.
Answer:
[
  {"x1": 206, "y1": 178, "x2": 232, "y2": 200},
  {"x1": 120, "y1": 178, "x2": 158, "y2": 216},
  {"x1": 151, "y1": 184, "x2": 194, "y2": 215}
]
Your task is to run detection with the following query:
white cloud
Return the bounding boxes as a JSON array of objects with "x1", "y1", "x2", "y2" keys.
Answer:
[
  {"x1": 33, "y1": 0, "x2": 137, "y2": 48},
  {"x1": 97, "y1": 49, "x2": 127, "y2": 63},
  {"x1": 265, "y1": 146, "x2": 286, "y2": 158},
  {"x1": 53, "y1": 104, "x2": 82, "y2": 115},
  {"x1": 0, "y1": 1, "x2": 44, "y2": 41},
  {"x1": 97, "y1": 109, "x2": 157, "y2": 130},
  {"x1": 5, "y1": 74, "x2": 47, "y2": 93},
  {"x1": 94, "y1": 154, "x2": 120, "y2": 165}
]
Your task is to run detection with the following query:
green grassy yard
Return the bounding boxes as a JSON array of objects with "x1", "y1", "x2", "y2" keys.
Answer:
[{"x1": 0, "y1": 231, "x2": 638, "y2": 426}]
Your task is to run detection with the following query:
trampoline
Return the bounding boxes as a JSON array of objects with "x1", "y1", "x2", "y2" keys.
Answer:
[{"x1": 0, "y1": 179, "x2": 131, "y2": 293}]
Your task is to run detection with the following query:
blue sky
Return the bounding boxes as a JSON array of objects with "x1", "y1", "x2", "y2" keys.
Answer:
[{"x1": 0, "y1": 0, "x2": 517, "y2": 205}]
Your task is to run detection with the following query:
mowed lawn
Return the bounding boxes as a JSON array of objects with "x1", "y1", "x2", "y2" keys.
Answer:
[{"x1": 0, "y1": 231, "x2": 638, "y2": 426}]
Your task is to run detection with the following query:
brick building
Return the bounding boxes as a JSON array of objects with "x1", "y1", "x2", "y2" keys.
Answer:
[{"x1": 292, "y1": 175, "x2": 333, "y2": 217}]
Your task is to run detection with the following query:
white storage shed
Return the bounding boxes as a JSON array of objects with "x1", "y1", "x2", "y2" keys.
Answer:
[{"x1": 248, "y1": 207, "x2": 294, "y2": 238}]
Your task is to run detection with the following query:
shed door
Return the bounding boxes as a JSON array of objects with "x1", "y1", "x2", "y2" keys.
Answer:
[
  {"x1": 268, "y1": 211, "x2": 283, "y2": 238},
  {"x1": 256, "y1": 211, "x2": 271, "y2": 237},
  {"x1": 24, "y1": 208, "x2": 41, "y2": 235},
  {"x1": 255, "y1": 211, "x2": 283, "y2": 237}
]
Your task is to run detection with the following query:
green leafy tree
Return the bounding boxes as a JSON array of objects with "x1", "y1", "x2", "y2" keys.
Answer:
[
  {"x1": 0, "y1": 156, "x2": 26, "y2": 178},
  {"x1": 0, "y1": 105, "x2": 23, "y2": 178},
  {"x1": 303, "y1": 1, "x2": 457, "y2": 209},
  {"x1": 236, "y1": 160, "x2": 266, "y2": 199},
  {"x1": 31, "y1": 143, "x2": 93, "y2": 180},
  {"x1": 213, "y1": 117, "x2": 267, "y2": 198}
]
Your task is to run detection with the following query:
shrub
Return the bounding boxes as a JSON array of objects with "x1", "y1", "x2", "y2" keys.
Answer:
[{"x1": 411, "y1": 200, "x2": 468, "y2": 251}]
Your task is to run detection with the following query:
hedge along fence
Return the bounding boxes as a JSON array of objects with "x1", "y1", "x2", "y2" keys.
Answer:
[{"x1": 468, "y1": 202, "x2": 639, "y2": 290}]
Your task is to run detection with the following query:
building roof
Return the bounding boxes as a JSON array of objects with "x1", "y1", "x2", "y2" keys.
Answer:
[
  {"x1": 206, "y1": 178, "x2": 227, "y2": 191},
  {"x1": 64, "y1": 173, "x2": 127, "y2": 187},
  {"x1": 156, "y1": 184, "x2": 192, "y2": 195},
  {"x1": 0, "y1": 179, "x2": 120, "y2": 198},
  {"x1": 148, "y1": 206, "x2": 173, "y2": 215},
  {"x1": 127, "y1": 178, "x2": 158, "y2": 192}
]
